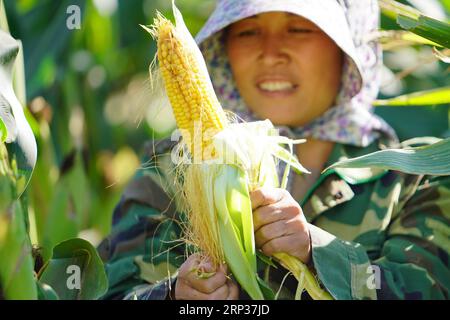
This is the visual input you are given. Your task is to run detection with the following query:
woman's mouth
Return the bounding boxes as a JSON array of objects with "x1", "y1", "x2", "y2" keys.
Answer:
[{"x1": 256, "y1": 80, "x2": 298, "y2": 96}]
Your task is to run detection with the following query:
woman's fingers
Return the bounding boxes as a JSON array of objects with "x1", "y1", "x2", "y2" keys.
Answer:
[
  {"x1": 252, "y1": 194, "x2": 303, "y2": 232},
  {"x1": 253, "y1": 201, "x2": 302, "y2": 231},
  {"x1": 176, "y1": 254, "x2": 234, "y2": 299},
  {"x1": 226, "y1": 280, "x2": 239, "y2": 300},
  {"x1": 260, "y1": 232, "x2": 311, "y2": 263},
  {"x1": 255, "y1": 219, "x2": 287, "y2": 248},
  {"x1": 255, "y1": 216, "x2": 306, "y2": 246},
  {"x1": 175, "y1": 279, "x2": 208, "y2": 300},
  {"x1": 249, "y1": 187, "x2": 285, "y2": 210},
  {"x1": 176, "y1": 278, "x2": 230, "y2": 300},
  {"x1": 184, "y1": 263, "x2": 228, "y2": 294},
  {"x1": 207, "y1": 282, "x2": 230, "y2": 300},
  {"x1": 250, "y1": 187, "x2": 311, "y2": 263}
]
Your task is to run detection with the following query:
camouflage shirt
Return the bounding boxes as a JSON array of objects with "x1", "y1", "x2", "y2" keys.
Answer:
[{"x1": 97, "y1": 138, "x2": 450, "y2": 300}]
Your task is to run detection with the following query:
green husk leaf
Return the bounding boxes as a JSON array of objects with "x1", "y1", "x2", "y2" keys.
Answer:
[
  {"x1": 274, "y1": 252, "x2": 333, "y2": 300},
  {"x1": 256, "y1": 275, "x2": 275, "y2": 300},
  {"x1": 214, "y1": 164, "x2": 264, "y2": 300},
  {"x1": 378, "y1": 30, "x2": 442, "y2": 48},
  {"x1": 270, "y1": 143, "x2": 310, "y2": 175},
  {"x1": 226, "y1": 165, "x2": 257, "y2": 271},
  {"x1": 257, "y1": 251, "x2": 277, "y2": 268}
]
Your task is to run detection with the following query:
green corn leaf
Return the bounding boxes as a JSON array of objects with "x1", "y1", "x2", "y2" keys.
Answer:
[
  {"x1": 393, "y1": 31, "x2": 441, "y2": 47},
  {"x1": 38, "y1": 238, "x2": 108, "y2": 300},
  {"x1": 397, "y1": 14, "x2": 450, "y2": 48},
  {"x1": 379, "y1": 0, "x2": 450, "y2": 48},
  {"x1": 374, "y1": 87, "x2": 450, "y2": 106},
  {"x1": 379, "y1": 0, "x2": 422, "y2": 20},
  {"x1": 257, "y1": 251, "x2": 278, "y2": 268},
  {"x1": 0, "y1": 199, "x2": 37, "y2": 300},
  {"x1": 443, "y1": 0, "x2": 450, "y2": 14},
  {"x1": 40, "y1": 186, "x2": 78, "y2": 261},
  {"x1": 40, "y1": 151, "x2": 90, "y2": 261},
  {"x1": 0, "y1": 142, "x2": 37, "y2": 300},
  {"x1": 325, "y1": 138, "x2": 450, "y2": 176},
  {"x1": 256, "y1": 275, "x2": 275, "y2": 300},
  {"x1": 377, "y1": 30, "x2": 442, "y2": 49}
]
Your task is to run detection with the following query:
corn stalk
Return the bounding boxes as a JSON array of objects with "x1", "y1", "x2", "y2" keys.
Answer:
[{"x1": 0, "y1": 136, "x2": 37, "y2": 299}]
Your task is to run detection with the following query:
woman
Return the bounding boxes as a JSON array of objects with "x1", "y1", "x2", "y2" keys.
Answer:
[{"x1": 98, "y1": 0, "x2": 449, "y2": 300}]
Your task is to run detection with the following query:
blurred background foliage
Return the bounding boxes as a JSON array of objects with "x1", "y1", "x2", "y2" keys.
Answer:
[{"x1": 2, "y1": 0, "x2": 449, "y2": 262}]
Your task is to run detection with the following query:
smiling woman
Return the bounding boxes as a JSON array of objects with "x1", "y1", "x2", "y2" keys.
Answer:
[
  {"x1": 225, "y1": 12, "x2": 343, "y2": 127},
  {"x1": 98, "y1": 0, "x2": 450, "y2": 301}
]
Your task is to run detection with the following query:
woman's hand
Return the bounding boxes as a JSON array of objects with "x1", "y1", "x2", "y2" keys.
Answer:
[
  {"x1": 250, "y1": 187, "x2": 311, "y2": 264},
  {"x1": 175, "y1": 253, "x2": 239, "y2": 300}
]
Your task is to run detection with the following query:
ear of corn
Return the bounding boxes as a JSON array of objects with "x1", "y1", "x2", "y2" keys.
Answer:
[
  {"x1": 143, "y1": 8, "x2": 227, "y2": 162},
  {"x1": 144, "y1": 1, "x2": 333, "y2": 300}
]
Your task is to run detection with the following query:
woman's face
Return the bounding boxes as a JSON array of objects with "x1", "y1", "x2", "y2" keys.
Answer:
[{"x1": 225, "y1": 12, "x2": 343, "y2": 127}]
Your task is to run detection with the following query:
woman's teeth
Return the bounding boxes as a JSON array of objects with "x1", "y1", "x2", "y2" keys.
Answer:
[{"x1": 258, "y1": 81, "x2": 295, "y2": 92}]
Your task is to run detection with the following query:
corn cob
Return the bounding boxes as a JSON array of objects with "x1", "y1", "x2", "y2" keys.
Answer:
[
  {"x1": 144, "y1": 3, "x2": 333, "y2": 300},
  {"x1": 144, "y1": 13, "x2": 228, "y2": 162}
]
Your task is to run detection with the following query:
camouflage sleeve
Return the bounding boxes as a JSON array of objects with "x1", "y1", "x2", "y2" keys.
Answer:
[
  {"x1": 308, "y1": 175, "x2": 450, "y2": 300},
  {"x1": 97, "y1": 141, "x2": 185, "y2": 300},
  {"x1": 374, "y1": 175, "x2": 450, "y2": 299},
  {"x1": 122, "y1": 276, "x2": 177, "y2": 300},
  {"x1": 98, "y1": 194, "x2": 183, "y2": 300},
  {"x1": 307, "y1": 223, "x2": 377, "y2": 299}
]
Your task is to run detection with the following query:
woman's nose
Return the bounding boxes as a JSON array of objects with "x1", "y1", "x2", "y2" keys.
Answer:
[{"x1": 259, "y1": 34, "x2": 289, "y2": 66}]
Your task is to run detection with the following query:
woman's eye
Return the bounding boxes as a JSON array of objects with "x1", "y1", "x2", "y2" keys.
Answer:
[
  {"x1": 288, "y1": 28, "x2": 313, "y2": 34},
  {"x1": 237, "y1": 29, "x2": 259, "y2": 37}
]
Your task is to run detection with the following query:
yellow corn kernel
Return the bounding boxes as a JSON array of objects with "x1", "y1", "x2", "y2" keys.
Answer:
[{"x1": 152, "y1": 15, "x2": 228, "y2": 161}]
